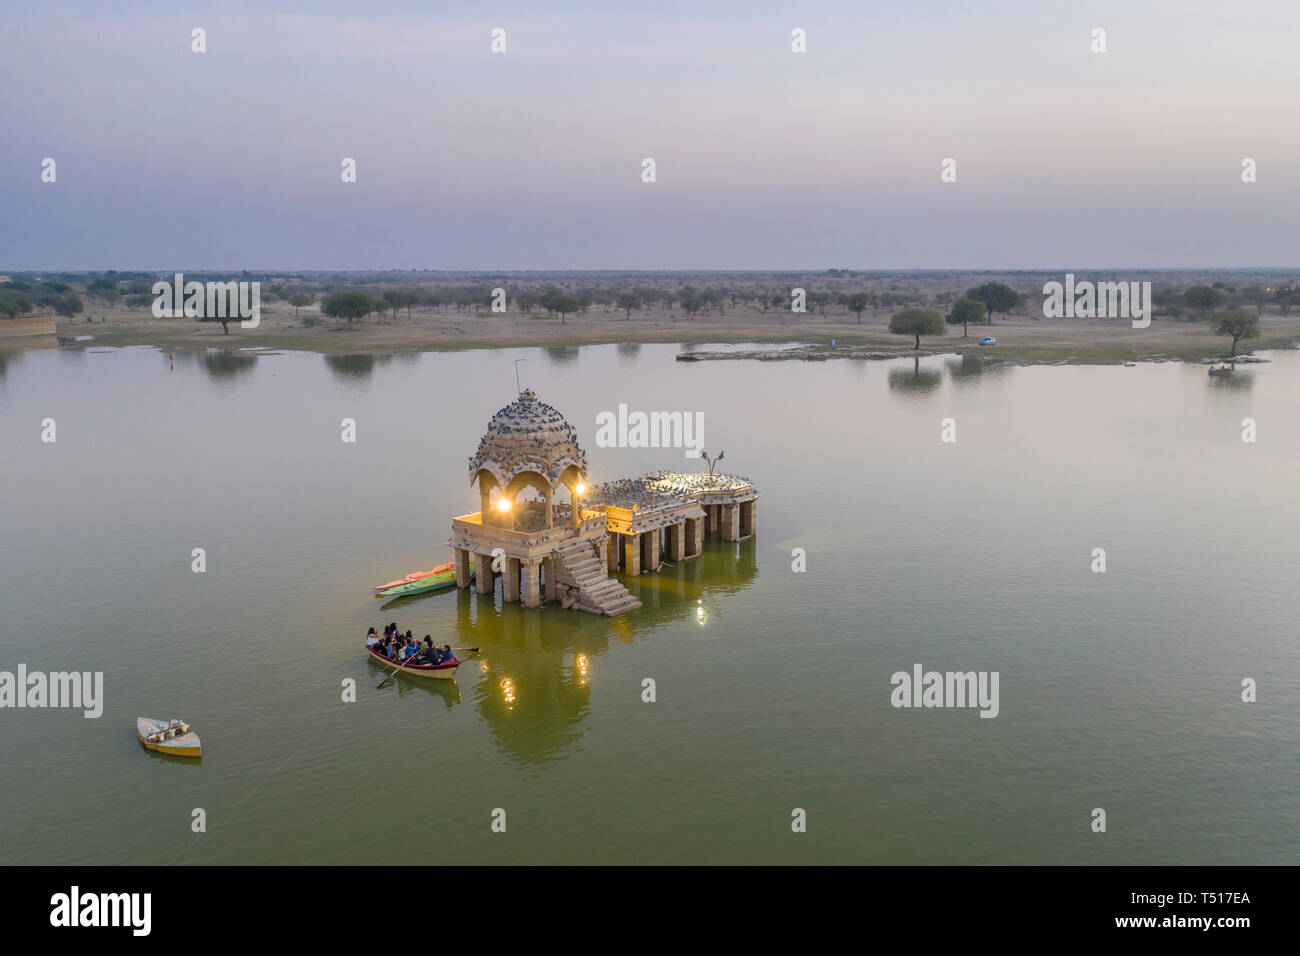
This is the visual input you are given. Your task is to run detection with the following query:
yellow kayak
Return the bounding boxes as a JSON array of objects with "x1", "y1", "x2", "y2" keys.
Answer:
[{"x1": 137, "y1": 716, "x2": 202, "y2": 757}]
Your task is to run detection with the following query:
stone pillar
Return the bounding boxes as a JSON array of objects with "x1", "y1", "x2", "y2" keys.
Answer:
[
  {"x1": 722, "y1": 504, "x2": 740, "y2": 542},
  {"x1": 503, "y1": 556, "x2": 520, "y2": 602},
  {"x1": 523, "y1": 560, "x2": 542, "y2": 608},
  {"x1": 624, "y1": 532, "x2": 641, "y2": 576},
  {"x1": 608, "y1": 534, "x2": 620, "y2": 571},
  {"x1": 544, "y1": 491, "x2": 553, "y2": 529},
  {"x1": 543, "y1": 556, "x2": 558, "y2": 602},
  {"x1": 692, "y1": 517, "x2": 704, "y2": 555},
  {"x1": 455, "y1": 547, "x2": 471, "y2": 589},
  {"x1": 475, "y1": 552, "x2": 495, "y2": 594},
  {"x1": 650, "y1": 528, "x2": 662, "y2": 570},
  {"x1": 480, "y1": 488, "x2": 491, "y2": 518},
  {"x1": 743, "y1": 500, "x2": 757, "y2": 537},
  {"x1": 670, "y1": 521, "x2": 686, "y2": 560},
  {"x1": 705, "y1": 504, "x2": 716, "y2": 533}
]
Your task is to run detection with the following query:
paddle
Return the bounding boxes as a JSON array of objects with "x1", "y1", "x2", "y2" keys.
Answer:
[{"x1": 375, "y1": 646, "x2": 423, "y2": 688}]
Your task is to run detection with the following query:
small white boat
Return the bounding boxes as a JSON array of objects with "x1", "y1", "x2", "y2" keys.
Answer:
[{"x1": 136, "y1": 717, "x2": 202, "y2": 757}]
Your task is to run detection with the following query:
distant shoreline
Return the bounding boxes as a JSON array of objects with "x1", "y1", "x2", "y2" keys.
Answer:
[{"x1": 8, "y1": 306, "x2": 1299, "y2": 366}]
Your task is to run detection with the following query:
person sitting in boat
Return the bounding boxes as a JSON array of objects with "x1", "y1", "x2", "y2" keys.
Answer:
[
  {"x1": 365, "y1": 628, "x2": 379, "y2": 648},
  {"x1": 442, "y1": 644, "x2": 453, "y2": 662}
]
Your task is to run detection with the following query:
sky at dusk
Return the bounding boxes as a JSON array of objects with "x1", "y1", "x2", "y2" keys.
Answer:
[{"x1": 2, "y1": 0, "x2": 1298, "y2": 270}]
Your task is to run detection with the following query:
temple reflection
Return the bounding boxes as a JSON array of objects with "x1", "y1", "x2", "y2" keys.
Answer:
[{"x1": 392, "y1": 536, "x2": 760, "y2": 766}]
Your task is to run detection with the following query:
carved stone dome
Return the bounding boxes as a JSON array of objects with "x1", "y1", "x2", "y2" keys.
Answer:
[{"x1": 468, "y1": 389, "x2": 588, "y2": 493}]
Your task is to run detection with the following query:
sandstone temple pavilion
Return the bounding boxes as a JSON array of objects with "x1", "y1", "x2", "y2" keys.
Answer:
[{"x1": 447, "y1": 389, "x2": 760, "y2": 617}]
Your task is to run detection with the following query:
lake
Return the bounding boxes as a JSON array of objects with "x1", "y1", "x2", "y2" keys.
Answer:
[{"x1": 1, "y1": 342, "x2": 1297, "y2": 864}]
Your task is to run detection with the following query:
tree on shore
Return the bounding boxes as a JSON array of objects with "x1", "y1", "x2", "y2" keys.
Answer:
[
  {"x1": 88, "y1": 277, "x2": 119, "y2": 303},
  {"x1": 199, "y1": 287, "x2": 239, "y2": 334},
  {"x1": 1241, "y1": 285, "x2": 1267, "y2": 316},
  {"x1": 1273, "y1": 285, "x2": 1296, "y2": 315},
  {"x1": 289, "y1": 292, "x2": 314, "y2": 316},
  {"x1": 0, "y1": 288, "x2": 32, "y2": 316},
  {"x1": 615, "y1": 292, "x2": 641, "y2": 320},
  {"x1": 681, "y1": 292, "x2": 708, "y2": 318},
  {"x1": 1183, "y1": 286, "x2": 1225, "y2": 322},
  {"x1": 889, "y1": 308, "x2": 946, "y2": 349},
  {"x1": 965, "y1": 283, "x2": 1022, "y2": 323},
  {"x1": 383, "y1": 289, "x2": 418, "y2": 321},
  {"x1": 947, "y1": 297, "x2": 986, "y2": 337},
  {"x1": 846, "y1": 292, "x2": 870, "y2": 323},
  {"x1": 54, "y1": 295, "x2": 84, "y2": 320},
  {"x1": 540, "y1": 289, "x2": 580, "y2": 323},
  {"x1": 1212, "y1": 308, "x2": 1259, "y2": 356},
  {"x1": 321, "y1": 291, "x2": 374, "y2": 327}
]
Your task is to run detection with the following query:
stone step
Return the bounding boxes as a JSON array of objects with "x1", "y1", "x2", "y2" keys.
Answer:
[
  {"x1": 586, "y1": 584, "x2": 637, "y2": 605},
  {"x1": 555, "y1": 544, "x2": 639, "y2": 616},
  {"x1": 601, "y1": 598, "x2": 642, "y2": 615}
]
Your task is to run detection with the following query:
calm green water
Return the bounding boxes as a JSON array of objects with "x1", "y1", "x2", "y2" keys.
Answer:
[{"x1": 1, "y1": 342, "x2": 1297, "y2": 865}]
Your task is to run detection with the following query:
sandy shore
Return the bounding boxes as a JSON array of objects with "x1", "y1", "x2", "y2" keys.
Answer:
[{"x1": 30, "y1": 304, "x2": 1300, "y2": 364}]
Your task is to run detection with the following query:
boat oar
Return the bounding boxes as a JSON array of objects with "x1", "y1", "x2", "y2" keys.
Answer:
[{"x1": 376, "y1": 648, "x2": 422, "y2": 689}]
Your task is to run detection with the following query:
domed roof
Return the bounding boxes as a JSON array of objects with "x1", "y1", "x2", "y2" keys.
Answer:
[{"x1": 468, "y1": 388, "x2": 588, "y2": 492}]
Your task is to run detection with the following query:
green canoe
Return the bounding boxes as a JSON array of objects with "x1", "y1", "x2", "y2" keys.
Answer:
[{"x1": 375, "y1": 567, "x2": 465, "y2": 599}]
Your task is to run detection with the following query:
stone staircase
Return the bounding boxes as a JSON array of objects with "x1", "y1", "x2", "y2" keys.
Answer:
[{"x1": 554, "y1": 540, "x2": 642, "y2": 616}]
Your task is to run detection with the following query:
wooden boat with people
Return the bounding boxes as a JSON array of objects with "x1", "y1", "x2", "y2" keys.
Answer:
[
  {"x1": 136, "y1": 716, "x2": 202, "y2": 757},
  {"x1": 365, "y1": 643, "x2": 460, "y2": 680},
  {"x1": 1208, "y1": 364, "x2": 1234, "y2": 376}
]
